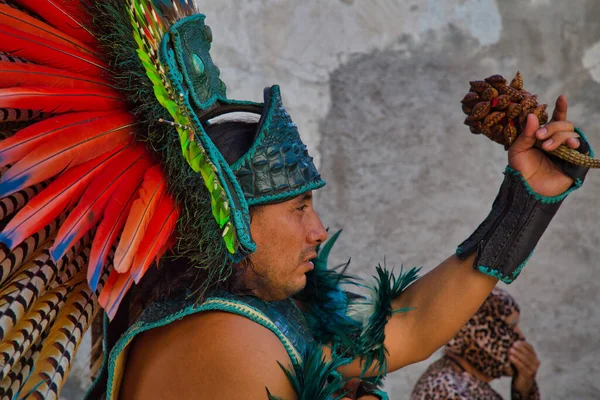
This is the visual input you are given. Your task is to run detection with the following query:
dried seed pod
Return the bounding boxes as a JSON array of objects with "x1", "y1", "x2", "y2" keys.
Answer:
[
  {"x1": 464, "y1": 115, "x2": 476, "y2": 126},
  {"x1": 482, "y1": 111, "x2": 505, "y2": 129},
  {"x1": 490, "y1": 124, "x2": 504, "y2": 137},
  {"x1": 539, "y1": 111, "x2": 549, "y2": 125},
  {"x1": 520, "y1": 95, "x2": 538, "y2": 110},
  {"x1": 461, "y1": 92, "x2": 480, "y2": 104},
  {"x1": 470, "y1": 121, "x2": 483, "y2": 134},
  {"x1": 470, "y1": 80, "x2": 492, "y2": 94},
  {"x1": 532, "y1": 104, "x2": 548, "y2": 121},
  {"x1": 499, "y1": 85, "x2": 523, "y2": 102},
  {"x1": 462, "y1": 104, "x2": 473, "y2": 115},
  {"x1": 483, "y1": 126, "x2": 504, "y2": 145},
  {"x1": 518, "y1": 109, "x2": 533, "y2": 130},
  {"x1": 503, "y1": 123, "x2": 517, "y2": 148},
  {"x1": 485, "y1": 74, "x2": 507, "y2": 88},
  {"x1": 510, "y1": 71, "x2": 523, "y2": 90},
  {"x1": 521, "y1": 107, "x2": 534, "y2": 119},
  {"x1": 481, "y1": 87, "x2": 499, "y2": 101},
  {"x1": 493, "y1": 95, "x2": 511, "y2": 110},
  {"x1": 506, "y1": 103, "x2": 522, "y2": 120},
  {"x1": 520, "y1": 89, "x2": 532, "y2": 97},
  {"x1": 470, "y1": 101, "x2": 491, "y2": 120}
]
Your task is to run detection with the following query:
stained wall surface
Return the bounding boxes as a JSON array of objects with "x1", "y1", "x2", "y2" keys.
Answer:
[{"x1": 63, "y1": 1, "x2": 600, "y2": 398}]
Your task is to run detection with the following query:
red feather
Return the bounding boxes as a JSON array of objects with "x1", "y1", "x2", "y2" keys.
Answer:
[
  {"x1": 0, "y1": 87, "x2": 125, "y2": 114},
  {"x1": 13, "y1": 0, "x2": 98, "y2": 45},
  {"x1": 0, "y1": 61, "x2": 114, "y2": 90},
  {"x1": 0, "y1": 111, "x2": 135, "y2": 198},
  {"x1": 130, "y1": 194, "x2": 179, "y2": 283},
  {"x1": 113, "y1": 165, "x2": 166, "y2": 274},
  {"x1": 0, "y1": 145, "x2": 128, "y2": 250},
  {"x1": 0, "y1": 23, "x2": 107, "y2": 76},
  {"x1": 0, "y1": 111, "x2": 114, "y2": 167},
  {"x1": 0, "y1": 4, "x2": 97, "y2": 57},
  {"x1": 87, "y1": 153, "x2": 154, "y2": 292},
  {"x1": 50, "y1": 145, "x2": 152, "y2": 262},
  {"x1": 98, "y1": 269, "x2": 133, "y2": 320}
]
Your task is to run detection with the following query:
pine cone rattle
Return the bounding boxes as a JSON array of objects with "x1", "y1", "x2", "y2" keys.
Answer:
[{"x1": 461, "y1": 72, "x2": 600, "y2": 168}]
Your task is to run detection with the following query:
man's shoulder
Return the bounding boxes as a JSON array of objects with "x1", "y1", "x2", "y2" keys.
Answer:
[{"x1": 122, "y1": 310, "x2": 297, "y2": 398}]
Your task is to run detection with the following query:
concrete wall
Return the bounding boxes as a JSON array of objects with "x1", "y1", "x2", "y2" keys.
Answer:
[{"x1": 63, "y1": 0, "x2": 600, "y2": 398}]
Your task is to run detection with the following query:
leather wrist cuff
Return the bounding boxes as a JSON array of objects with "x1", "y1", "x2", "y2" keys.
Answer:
[{"x1": 456, "y1": 167, "x2": 570, "y2": 283}]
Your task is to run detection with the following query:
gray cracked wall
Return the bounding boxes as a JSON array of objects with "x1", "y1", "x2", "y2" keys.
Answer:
[{"x1": 63, "y1": 0, "x2": 600, "y2": 398}]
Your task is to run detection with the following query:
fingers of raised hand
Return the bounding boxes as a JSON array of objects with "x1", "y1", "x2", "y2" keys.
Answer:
[
  {"x1": 535, "y1": 120, "x2": 577, "y2": 150},
  {"x1": 509, "y1": 343, "x2": 540, "y2": 375},
  {"x1": 540, "y1": 130, "x2": 580, "y2": 151},
  {"x1": 536, "y1": 120, "x2": 575, "y2": 139},
  {"x1": 551, "y1": 95, "x2": 568, "y2": 122}
]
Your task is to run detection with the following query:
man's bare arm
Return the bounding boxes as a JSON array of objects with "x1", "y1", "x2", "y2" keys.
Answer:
[
  {"x1": 384, "y1": 253, "x2": 496, "y2": 368},
  {"x1": 121, "y1": 311, "x2": 297, "y2": 399},
  {"x1": 337, "y1": 253, "x2": 496, "y2": 377}
]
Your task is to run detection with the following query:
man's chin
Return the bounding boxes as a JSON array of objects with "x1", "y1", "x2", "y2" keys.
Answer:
[{"x1": 284, "y1": 274, "x2": 307, "y2": 298}]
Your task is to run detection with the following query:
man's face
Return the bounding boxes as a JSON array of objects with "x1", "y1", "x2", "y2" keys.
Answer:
[{"x1": 244, "y1": 191, "x2": 328, "y2": 301}]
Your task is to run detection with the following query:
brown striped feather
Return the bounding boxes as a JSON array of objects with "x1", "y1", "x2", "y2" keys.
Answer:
[
  {"x1": 0, "y1": 244, "x2": 52, "y2": 341},
  {"x1": 0, "y1": 282, "x2": 73, "y2": 382},
  {"x1": 20, "y1": 277, "x2": 101, "y2": 400},
  {"x1": 0, "y1": 214, "x2": 65, "y2": 286},
  {"x1": 0, "y1": 231, "x2": 92, "y2": 340},
  {"x1": 0, "y1": 180, "x2": 49, "y2": 221}
]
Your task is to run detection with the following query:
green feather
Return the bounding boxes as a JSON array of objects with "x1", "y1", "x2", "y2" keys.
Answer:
[
  {"x1": 87, "y1": 0, "x2": 239, "y2": 297},
  {"x1": 355, "y1": 263, "x2": 421, "y2": 380},
  {"x1": 267, "y1": 344, "x2": 352, "y2": 400}
]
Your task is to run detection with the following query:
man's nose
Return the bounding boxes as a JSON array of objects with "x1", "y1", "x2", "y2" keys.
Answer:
[{"x1": 307, "y1": 217, "x2": 328, "y2": 244}]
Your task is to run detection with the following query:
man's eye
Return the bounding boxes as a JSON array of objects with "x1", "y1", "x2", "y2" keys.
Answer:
[{"x1": 297, "y1": 205, "x2": 308, "y2": 211}]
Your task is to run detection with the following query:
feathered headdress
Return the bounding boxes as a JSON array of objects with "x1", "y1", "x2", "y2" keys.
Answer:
[{"x1": 0, "y1": 0, "x2": 323, "y2": 398}]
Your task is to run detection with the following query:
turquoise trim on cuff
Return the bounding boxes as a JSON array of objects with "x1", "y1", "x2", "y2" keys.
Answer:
[
  {"x1": 575, "y1": 127, "x2": 594, "y2": 157},
  {"x1": 476, "y1": 249, "x2": 533, "y2": 284},
  {"x1": 476, "y1": 266, "x2": 506, "y2": 281},
  {"x1": 511, "y1": 249, "x2": 534, "y2": 279},
  {"x1": 504, "y1": 166, "x2": 581, "y2": 204}
]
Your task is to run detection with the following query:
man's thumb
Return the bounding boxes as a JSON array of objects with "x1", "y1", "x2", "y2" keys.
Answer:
[{"x1": 510, "y1": 114, "x2": 539, "y2": 153}]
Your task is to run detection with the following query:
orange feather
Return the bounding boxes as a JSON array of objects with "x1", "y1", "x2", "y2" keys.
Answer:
[
  {"x1": 98, "y1": 269, "x2": 133, "y2": 320},
  {"x1": 0, "y1": 145, "x2": 128, "y2": 250},
  {"x1": 0, "y1": 87, "x2": 125, "y2": 114},
  {"x1": 50, "y1": 145, "x2": 152, "y2": 262},
  {"x1": 130, "y1": 194, "x2": 179, "y2": 284},
  {"x1": 0, "y1": 111, "x2": 135, "y2": 198},
  {"x1": 0, "y1": 61, "x2": 114, "y2": 90},
  {"x1": 0, "y1": 4, "x2": 97, "y2": 57},
  {"x1": 113, "y1": 165, "x2": 166, "y2": 274},
  {"x1": 0, "y1": 111, "x2": 114, "y2": 168},
  {"x1": 87, "y1": 152, "x2": 154, "y2": 291},
  {"x1": 0, "y1": 23, "x2": 106, "y2": 75},
  {"x1": 12, "y1": 0, "x2": 98, "y2": 45}
]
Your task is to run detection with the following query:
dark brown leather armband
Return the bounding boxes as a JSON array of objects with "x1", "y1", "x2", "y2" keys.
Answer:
[{"x1": 456, "y1": 129, "x2": 591, "y2": 282}]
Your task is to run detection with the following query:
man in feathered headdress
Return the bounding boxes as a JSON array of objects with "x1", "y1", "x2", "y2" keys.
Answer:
[{"x1": 0, "y1": 1, "x2": 593, "y2": 399}]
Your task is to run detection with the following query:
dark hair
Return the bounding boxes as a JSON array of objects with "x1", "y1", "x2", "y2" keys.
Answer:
[{"x1": 130, "y1": 120, "x2": 259, "y2": 316}]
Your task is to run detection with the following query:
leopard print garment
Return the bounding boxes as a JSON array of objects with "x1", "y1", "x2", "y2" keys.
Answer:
[
  {"x1": 411, "y1": 288, "x2": 541, "y2": 399},
  {"x1": 446, "y1": 287, "x2": 522, "y2": 378},
  {"x1": 410, "y1": 357, "x2": 540, "y2": 400}
]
